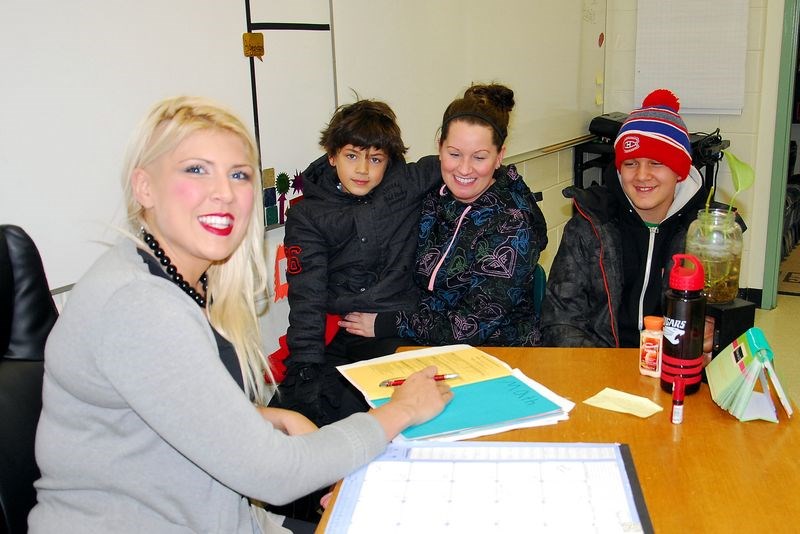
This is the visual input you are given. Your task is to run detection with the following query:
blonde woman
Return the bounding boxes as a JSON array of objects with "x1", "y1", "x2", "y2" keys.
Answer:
[{"x1": 29, "y1": 96, "x2": 451, "y2": 534}]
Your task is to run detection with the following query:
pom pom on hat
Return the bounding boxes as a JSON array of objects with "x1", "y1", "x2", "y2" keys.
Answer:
[
  {"x1": 614, "y1": 89, "x2": 692, "y2": 180},
  {"x1": 642, "y1": 88, "x2": 681, "y2": 110}
]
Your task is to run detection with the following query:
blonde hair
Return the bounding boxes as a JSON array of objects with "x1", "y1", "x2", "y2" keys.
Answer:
[{"x1": 121, "y1": 96, "x2": 273, "y2": 403}]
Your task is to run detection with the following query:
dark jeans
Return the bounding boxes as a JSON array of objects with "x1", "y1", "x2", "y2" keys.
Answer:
[
  {"x1": 323, "y1": 331, "x2": 412, "y2": 420},
  {"x1": 283, "y1": 516, "x2": 317, "y2": 534}
]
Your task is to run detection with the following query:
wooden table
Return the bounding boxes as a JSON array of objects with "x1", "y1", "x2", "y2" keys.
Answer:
[{"x1": 318, "y1": 347, "x2": 799, "y2": 533}]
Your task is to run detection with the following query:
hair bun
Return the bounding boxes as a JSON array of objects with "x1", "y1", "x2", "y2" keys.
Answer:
[
  {"x1": 465, "y1": 84, "x2": 515, "y2": 113},
  {"x1": 642, "y1": 88, "x2": 680, "y2": 112}
]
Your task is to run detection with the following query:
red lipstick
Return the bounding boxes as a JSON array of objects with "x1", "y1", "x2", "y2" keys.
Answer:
[{"x1": 198, "y1": 214, "x2": 234, "y2": 236}]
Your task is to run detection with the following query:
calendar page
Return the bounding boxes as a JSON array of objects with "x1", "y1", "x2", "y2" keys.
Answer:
[{"x1": 325, "y1": 441, "x2": 652, "y2": 534}]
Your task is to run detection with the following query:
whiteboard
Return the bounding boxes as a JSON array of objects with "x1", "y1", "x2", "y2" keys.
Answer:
[
  {"x1": 330, "y1": 0, "x2": 607, "y2": 160},
  {"x1": 0, "y1": 1, "x2": 254, "y2": 290},
  {"x1": 253, "y1": 29, "x2": 336, "y2": 176},
  {"x1": 634, "y1": 0, "x2": 748, "y2": 114}
]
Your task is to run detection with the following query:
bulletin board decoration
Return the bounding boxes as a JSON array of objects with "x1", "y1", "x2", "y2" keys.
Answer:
[
  {"x1": 263, "y1": 186, "x2": 278, "y2": 226},
  {"x1": 242, "y1": 32, "x2": 265, "y2": 61},
  {"x1": 263, "y1": 168, "x2": 304, "y2": 227},
  {"x1": 273, "y1": 243, "x2": 289, "y2": 302},
  {"x1": 291, "y1": 170, "x2": 304, "y2": 194},
  {"x1": 265, "y1": 204, "x2": 279, "y2": 226},
  {"x1": 276, "y1": 172, "x2": 291, "y2": 224},
  {"x1": 263, "y1": 187, "x2": 277, "y2": 206}
]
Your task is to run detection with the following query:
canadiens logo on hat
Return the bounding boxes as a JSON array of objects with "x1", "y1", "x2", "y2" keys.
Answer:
[{"x1": 622, "y1": 136, "x2": 640, "y2": 153}]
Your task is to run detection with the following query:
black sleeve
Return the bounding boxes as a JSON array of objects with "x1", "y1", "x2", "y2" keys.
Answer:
[
  {"x1": 284, "y1": 206, "x2": 330, "y2": 365},
  {"x1": 404, "y1": 155, "x2": 443, "y2": 198},
  {"x1": 541, "y1": 217, "x2": 605, "y2": 347}
]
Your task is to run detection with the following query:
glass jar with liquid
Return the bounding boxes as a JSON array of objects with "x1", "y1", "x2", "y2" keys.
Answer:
[{"x1": 684, "y1": 208, "x2": 742, "y2": 303}]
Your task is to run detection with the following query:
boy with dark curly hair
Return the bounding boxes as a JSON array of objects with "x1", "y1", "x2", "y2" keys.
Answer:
[{"x1": 272, "y1": 100, "x2": 440, "y2": 426}]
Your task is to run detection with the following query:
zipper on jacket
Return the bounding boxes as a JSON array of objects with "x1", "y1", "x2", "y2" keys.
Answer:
[
  {"x1": 427, "y1": 205, "x2": 472, "y2": 291},
  {"x1": 637, "y1": 226, "x2": 659, "y2": 330}
]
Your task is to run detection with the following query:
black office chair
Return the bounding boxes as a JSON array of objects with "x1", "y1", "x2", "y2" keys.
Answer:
[{"x1": 0, "y1": 225, "x2": 58, "y2": 534}]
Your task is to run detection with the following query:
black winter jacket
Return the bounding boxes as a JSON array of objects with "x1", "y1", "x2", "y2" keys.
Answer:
[
  {"x1": 284, "y1": 154, "x2": 441, "y2": 364},
  {"x1": 541, "y1": 166, "x2": 707, "y2": 348}
]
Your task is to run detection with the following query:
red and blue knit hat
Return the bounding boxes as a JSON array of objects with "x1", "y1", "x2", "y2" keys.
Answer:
[{"x1": 614, "y1": 89, "x2": 692, "y2": 181}]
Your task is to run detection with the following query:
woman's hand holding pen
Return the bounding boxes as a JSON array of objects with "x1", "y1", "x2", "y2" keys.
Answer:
[
  {"x1": 369, "y1": 366, "x2": 453, "y2": 440},
  {"x1": 389, "y1": 366, "x2": 454, "y2": 425}
]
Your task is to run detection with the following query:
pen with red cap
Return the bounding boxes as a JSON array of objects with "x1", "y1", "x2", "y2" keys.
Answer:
[
  {"x1": 379, "y1": 373, "x2": 459, "y2": 387},
  {"x1": 671, "y1": 380, "x2": 685, "y2": 424}
]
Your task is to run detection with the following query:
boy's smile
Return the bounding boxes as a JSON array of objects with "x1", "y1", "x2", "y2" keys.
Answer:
[
  {"x1": 329, "y1": 144, "x2": 389, "y2": 196},
  {"x1": 619, "y1": 157, "x2": 680, "y2": 223}
]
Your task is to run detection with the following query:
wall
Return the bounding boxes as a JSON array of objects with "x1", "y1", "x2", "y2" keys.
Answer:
[
  {"x1": 249, "y1": 0, "x2": 335, "y2": 182},
  {"x1": 2, "y1": 1, "x2": 784, "y2": 304},
  {"x1": 527, "y1": 0, "x2": 784, "y2": 304},
  {"x1": 0, "y1": 1, "x2": 254, "y2": 290},
  {"x1": 330, "y1": 0, "x2": 607, "y2": 161},
  {"x1": 607, "y1": 0, "x2": 783, "y2": 296}
]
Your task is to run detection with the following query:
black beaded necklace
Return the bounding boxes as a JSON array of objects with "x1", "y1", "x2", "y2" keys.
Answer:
[{"x1": 140, "y1": 228, "x2": 208, "y2": 308}]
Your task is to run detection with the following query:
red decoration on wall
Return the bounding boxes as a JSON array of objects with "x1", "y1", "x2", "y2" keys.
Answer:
[{"x1": 273, "y1": 244, "x2": 289, "y2": 302}]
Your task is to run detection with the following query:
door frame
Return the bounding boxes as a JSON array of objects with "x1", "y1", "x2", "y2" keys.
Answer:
[{"x1": 764, "y1": 0, "x2": 800, "y2": 308}]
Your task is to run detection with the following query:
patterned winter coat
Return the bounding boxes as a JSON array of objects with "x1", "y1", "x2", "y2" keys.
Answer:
[
  {"x1": 541, "y1": 166, "x2": 707, "y2": 348},
  {"x1": 374, "y1": 164, "x2": 548, "y2": 346}
]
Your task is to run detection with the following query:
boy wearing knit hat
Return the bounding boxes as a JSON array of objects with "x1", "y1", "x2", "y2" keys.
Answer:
[{"x1": 542, "y1": 89, "x2": 707, "y2": 348}]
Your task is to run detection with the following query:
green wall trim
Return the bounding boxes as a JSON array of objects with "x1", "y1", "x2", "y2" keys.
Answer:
[{"x1": 765, "y1": 0, "x2": 800, "y2": 309}]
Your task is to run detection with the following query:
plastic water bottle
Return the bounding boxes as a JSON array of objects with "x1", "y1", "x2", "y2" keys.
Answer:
[{"x1": 661, "y1": 254, "x2": 706, "y2": 395}]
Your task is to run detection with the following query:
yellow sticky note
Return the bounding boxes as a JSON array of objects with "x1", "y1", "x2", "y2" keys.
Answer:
[
  {"x1": 583, "y1": 387, "x2": 662, "y2": 418},
  {"x1": 595, "y1": 73, "x2": 604, "y2": 85},
  {"x1": 595, "y1": 92, "x2": 604, "y2": 105},
  {"x1": 243, "y1": 32, "x2": 265, "y2": 61}
]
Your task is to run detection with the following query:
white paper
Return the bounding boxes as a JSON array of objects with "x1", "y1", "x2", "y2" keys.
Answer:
[{"x1": 634, "y1": 0, "x2": 748, "y2": 114}]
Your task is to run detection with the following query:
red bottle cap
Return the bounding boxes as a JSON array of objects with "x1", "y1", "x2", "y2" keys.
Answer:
[{"x1": 669, "y1": 254, "x2": 705, "y2": 291}]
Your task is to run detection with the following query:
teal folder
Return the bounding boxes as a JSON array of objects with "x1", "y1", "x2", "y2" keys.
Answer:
[{"x1": 372, "y1": 374, "x2": 562, "y2": 440}]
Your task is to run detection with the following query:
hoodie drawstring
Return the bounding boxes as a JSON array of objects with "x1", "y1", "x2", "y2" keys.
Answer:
[
  {"x1": 427, "y1": 205, "x2": 472, "y2": 291},
  {"x1": 637, "y1": 226, "x2": 659, "y2": 330}
]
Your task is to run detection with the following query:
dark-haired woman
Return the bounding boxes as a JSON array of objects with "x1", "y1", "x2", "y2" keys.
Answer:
[{"x1": 341, "y1": 83, "x2": 548, "y2": 347}]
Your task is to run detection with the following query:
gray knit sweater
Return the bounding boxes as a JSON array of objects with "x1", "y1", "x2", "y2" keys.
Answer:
[{"x1": 29, "y1": 239, "x2": 386, "y2": 533}]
